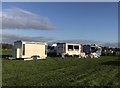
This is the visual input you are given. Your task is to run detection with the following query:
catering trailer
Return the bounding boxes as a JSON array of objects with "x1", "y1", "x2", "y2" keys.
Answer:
[
  {"x1": 56, "y1": 43, "x2": 81, "y2": 57},
  {"x1": 13, "y1": 41, "x2": 47, "y2": 60}
]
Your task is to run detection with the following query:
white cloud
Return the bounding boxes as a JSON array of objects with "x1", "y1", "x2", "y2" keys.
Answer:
[
  {"x1": 0, "y1": 31, "x2": 53, "y2": 43},
  {"x1": 1, "y1": 8, "x2": 56, "y2": 30}
]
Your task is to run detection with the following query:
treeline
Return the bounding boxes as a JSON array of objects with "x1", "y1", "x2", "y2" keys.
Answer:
[
  {"x1": 0, "y1": 43, "x2": 13, "y2": 49},
  {"x1": 101, "y1": 46, "x2": 120, "y2": 56}
]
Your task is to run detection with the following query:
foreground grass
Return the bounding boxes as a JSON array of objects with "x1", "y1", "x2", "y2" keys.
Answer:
[{"x1": 2, "y1": 56, "x2": 119, "y2": 86}]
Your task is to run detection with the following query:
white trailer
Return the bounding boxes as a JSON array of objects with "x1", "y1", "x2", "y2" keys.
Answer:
[
  {"x1": 56, "y1": 43, "x2": 81, "y2": 57},
  {"x1": 13, "y1": 41, "x2": 47, "y2": 60}
]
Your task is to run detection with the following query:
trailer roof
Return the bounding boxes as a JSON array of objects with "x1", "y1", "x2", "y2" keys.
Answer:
[
  {"x1": 57, "y1": 42, "x2": 81, "y2": 45},
  {"x1": 14, "y1": 40, "x2": 47, "y2": 45}
]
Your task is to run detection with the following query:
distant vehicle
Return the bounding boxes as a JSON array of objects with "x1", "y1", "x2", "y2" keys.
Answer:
[
  {"x1": 13, "y1": 41, "x2": 47, "y2": 60},
  {"x1": 82, "y1": 45, "x2": 91, "y2": 54},
  {"x1": 82, "y1": 44, "x2": 102, "y2": 58},
  {"x1": 48, "y1": 43, "x2": 81, "y2": 57},
  {"x1": 48, "y1": 43, "x2": 102, "y2": 58},
  {"x1": 91, "y1": 44, "x2": 102, "y2": 56},
  {"x1": 47, "y1": 44, "x2": 57, "y2": 56},
  {"x1": 57, "y1": 43, "x2": 81, "y2": 57}
]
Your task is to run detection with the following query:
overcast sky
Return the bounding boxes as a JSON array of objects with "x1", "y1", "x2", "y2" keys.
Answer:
[{"x1": 1, "y1": 2, "x2": 118, "y2": 44}]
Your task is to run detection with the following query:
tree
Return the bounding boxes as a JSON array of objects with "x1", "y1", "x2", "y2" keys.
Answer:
[{"x1": 1, "y1": 43, "x2": 13, "y2": 49}]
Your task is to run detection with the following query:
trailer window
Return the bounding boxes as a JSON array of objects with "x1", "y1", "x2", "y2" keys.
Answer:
[
  {"x1": 23, "y1": 44, "x2": 25, "y2": 55},
  {"x1": 74, "y1": 46, "x2": 79, "y2": 50},
  {"x1": 68, "y1": 45, "x2": 73, "y2": 50}
]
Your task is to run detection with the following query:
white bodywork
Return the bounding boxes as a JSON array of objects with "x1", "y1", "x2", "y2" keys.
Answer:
[
  {"x1": 56, "y1": 43, "x2": 81, "y2": 56},
  {"x1": 91, "y1": 44, "x2": 102, "y2": 56},
  {"x1": 90, "y1": 52, "x2": 100, "y2": 58},
  {"x1": 79, "y1": 52, "x2": 87, "y2": 58},
  {"x1": 13, "y1": 41, "x2": 47, "y2": 60}
]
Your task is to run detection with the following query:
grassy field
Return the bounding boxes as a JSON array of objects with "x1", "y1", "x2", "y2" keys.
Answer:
[{"x1": 2, "y1": 56, "x2": 119, "y2": 87}]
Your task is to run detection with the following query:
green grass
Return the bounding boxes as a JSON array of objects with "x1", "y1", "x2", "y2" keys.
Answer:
[{"x1": 2, "y1": 56, "x2": 119, "y2": 86}]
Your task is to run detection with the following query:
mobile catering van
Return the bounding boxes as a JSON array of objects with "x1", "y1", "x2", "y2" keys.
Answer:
[{"x1": 56, "y1": 43, "x2": 81, "y2": 57}]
